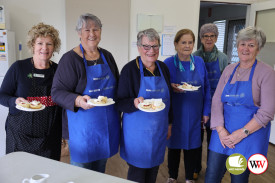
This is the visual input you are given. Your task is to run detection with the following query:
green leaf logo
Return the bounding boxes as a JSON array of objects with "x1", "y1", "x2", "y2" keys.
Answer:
[
  {"x1": 226, "y1": 153, "x2": 247, "y2": 175},
  {"x1": 27, "y1": 73, "x2": 33, "y2": 78}
]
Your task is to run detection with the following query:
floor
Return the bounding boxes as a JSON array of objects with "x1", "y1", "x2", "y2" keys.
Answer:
[{"x1": 61, "y1": 134, "x2": 275, "y2": 183}]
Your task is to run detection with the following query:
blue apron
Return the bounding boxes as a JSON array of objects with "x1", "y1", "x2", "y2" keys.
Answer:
[
  {"x1": 205, "y1": 59, "x2": 221, "y2": 127},
  {"x1": 205, "y1": 58, "x2": 221, "y2": 97},
  {"x1": 209, "y1": 60, "x2": 271, "y2": 160},
  {"x1": 67, "y1": 44, "x2": 120, "y2": 163},
  {"x1": 120, "y1": 58, "x2": 170, "y2": 168},
  {"x1": 167, "y1": 59, "x2": 203, "y2": 150}
]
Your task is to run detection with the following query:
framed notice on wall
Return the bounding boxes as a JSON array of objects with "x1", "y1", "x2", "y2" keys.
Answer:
[{"x1": 137, "y1": 14, "x2": 163, "y2": 32}]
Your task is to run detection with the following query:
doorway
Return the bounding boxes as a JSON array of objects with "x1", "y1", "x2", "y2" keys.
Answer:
[{"x1": 198, "y1": 2, "x2": 248, "y2": 63}]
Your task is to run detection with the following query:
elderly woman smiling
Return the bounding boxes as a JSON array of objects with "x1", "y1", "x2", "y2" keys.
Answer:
[
  {"x1": 51, "y1": 13, "x2": 120, "y2": 173},
  {"x1": 0, "y1": 22, "x2": 62, "y2": 160},
  {"x1": 205, "y1": 27, "x2": 275, "y2": 183},
  {"x1": 117, "y1": 28, "x2": 173, "y2": 183}
]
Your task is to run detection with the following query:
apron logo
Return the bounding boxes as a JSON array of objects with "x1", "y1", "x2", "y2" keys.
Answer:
[
  {"x1": 146, "y1": 89, "x2": 162, "y2": 92},
  {"x1": 247, "y1": 154, "x2": 268, "y2": 175},
  {"x1": 93, "y1": 75, "x2": 110, "y2": 81},
  {"x1": 226, "y1": 153, "x2": 247, "y2": 175},
  {"x1": 89, "y1": 89, "x2": 101, "y2": 92}
]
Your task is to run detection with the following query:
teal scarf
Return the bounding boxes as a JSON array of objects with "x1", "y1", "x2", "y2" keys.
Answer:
[
  {"x1": 196, "y1": 45, "x2": 219, "y2": 63},
  {"x1": 173, "y1": 54, "x2": 195, "y2": 72}
]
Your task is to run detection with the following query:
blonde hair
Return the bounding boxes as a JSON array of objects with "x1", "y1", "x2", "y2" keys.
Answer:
[{"x1": 27, "y1": 22, "x2": 61, "y2": 53}]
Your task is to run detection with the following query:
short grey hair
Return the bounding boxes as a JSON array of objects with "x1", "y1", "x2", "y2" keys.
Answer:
[
  {"x1": 76, "y1": 13, "x2": 102, "y2": 33},
  {"x1": 236, "y1": 26, "x2": 266, "y2": 50},
  {"x1": 137, "y1": 28, "x2": 160, "y2": 46},
  {"x1": 199, "y1": 23, "x2": 219, "y2": 39}
]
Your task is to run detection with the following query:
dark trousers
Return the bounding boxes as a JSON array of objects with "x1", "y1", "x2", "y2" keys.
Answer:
[
  {"x1": 127, "y1": 163, "x2": 159, "y2": 183},
  {"x1": 205, "y1": 150, "x2": 250, "y2": 183},
  {"x1": 168, "y1": 147, "x2": 200, "y2": 180},
  {"x1": 194, "y1": 126, "x2": 212, "y2": 173}
]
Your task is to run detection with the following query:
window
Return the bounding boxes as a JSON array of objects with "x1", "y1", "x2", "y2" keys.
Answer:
[
  {"x1": 226, "y1": 19, "x2": 245, "y2": 63},
  {"x1": 214, "y1": 20, "x2": 226, "y2": 52}
]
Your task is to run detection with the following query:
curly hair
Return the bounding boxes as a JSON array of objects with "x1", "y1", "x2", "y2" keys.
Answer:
[{"x1": 27, "y1": 22, "x2": 61, "y2": 53}]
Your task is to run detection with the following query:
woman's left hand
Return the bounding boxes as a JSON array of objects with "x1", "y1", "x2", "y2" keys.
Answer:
[{"x1": 223, "y1": 129, "x2": 247, "y2": 148}]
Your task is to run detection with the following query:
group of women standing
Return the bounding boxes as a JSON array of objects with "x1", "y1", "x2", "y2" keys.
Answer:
[{"x1": 0, "y1": 12, "x2": 275, "y2": 183}]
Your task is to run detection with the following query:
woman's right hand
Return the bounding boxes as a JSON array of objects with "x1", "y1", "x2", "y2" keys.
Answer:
[
  {"x1": 75, "y1": 95, "x2": 95, "y2": 110},
  {"x1": 216, "y1": 126, "x2": 234, "y2": 148},
  {"x1": 134, "y1": 97, "x2": 144, "y2": 109},
  {"x1": 15, "y1": 97, "x2": 29, "y2": 105},
  {"x1": 171, "y1": 83, "x2": 183, "y2": 93}
]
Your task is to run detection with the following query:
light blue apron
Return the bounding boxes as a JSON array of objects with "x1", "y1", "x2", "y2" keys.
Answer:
[
  {"x1": 67, "y1": 44, "x2": 120, "y2": 163},
  {"x1": 205, "y1": 58, "x2": 221, "y2": 97},
  {"x1": 209, "y1": 60, "x2": 271, "y2": 160},
  {"x1": 120, "y1": 57, "x2": 170, "y2": 168},
  {"x1": 167, "y1": 57, "x2": 203, "y2": 150}
]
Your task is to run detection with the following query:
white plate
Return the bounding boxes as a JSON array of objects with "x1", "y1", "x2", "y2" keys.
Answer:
[
  {"x1": 138, "y1": 102, "x2": 166, "y2": 113},
  {"x1": 87, "y1": 98, "x2": 115, "y2": 106},
  {"x1": 16, "y1": 104, "x2": 46, "y2": 112},
  {"x1": 177, "y1": 85, "x2": 201, "y2": 91}
]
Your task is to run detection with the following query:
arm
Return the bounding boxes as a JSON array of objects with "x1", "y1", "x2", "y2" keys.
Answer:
[
  {"x1": 225, "y1": 64, "x2": 275, "y2": 146},
  {"x1": 117, "y1": 62, "x2": 140, "y2": 113},
  {"x1": 202, "y1": 60, "x2": 211, "y2": 119},
  {"x1": 51, "y1": 52, "x2": 86, "y2": 112},
  {"x1": 211, "y1": 66, "x2": 232, "y2": 148},
  {"x1": 0, "y1": 63, "x2": 20, "y2": 108}
]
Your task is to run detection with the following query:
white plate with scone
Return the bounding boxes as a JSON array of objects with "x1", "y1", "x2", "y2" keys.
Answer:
[
  {"x1": 138, "y1": 98, "x2": 165, "y2": 112},
  {"x1": 177, "y1": 82, "x2": 201, "y2": 91},
  {"x1": 87, "y1": 96, "x2": 115, "y2": 106},
  {"x1": 16, "y1": 101, "x2": 45, "y2": 112}
]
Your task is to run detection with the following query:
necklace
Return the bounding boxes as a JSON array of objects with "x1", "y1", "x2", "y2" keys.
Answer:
[{"x1": 236, "y1": 66, "x2": 251, "y2": 81}]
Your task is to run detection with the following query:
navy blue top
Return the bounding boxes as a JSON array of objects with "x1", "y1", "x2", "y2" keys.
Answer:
[
  {"x1": 51, "y1": 48, "x2": 119, "y2": 139},
  {"x1": 117, "y1": 57, "x2": 173, "y2": 123},
  {"x1": 0, "y1": 58, "x2": 57, "y2": 114}
]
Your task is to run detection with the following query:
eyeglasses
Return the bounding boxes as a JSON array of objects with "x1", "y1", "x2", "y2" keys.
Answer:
[
  {"x1": 202, "y1": 35, "x2": 216, "y2": 39},
  {"x1": 141, "y1": 44, "x2": 160, "y2": 51}
]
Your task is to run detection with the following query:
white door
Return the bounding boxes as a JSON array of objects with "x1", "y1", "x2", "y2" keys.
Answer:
[{"x1": 247, "y1": 0, "x2": 275, "y2": 144}]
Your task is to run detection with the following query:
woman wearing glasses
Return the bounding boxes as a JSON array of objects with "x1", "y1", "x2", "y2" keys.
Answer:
[
  {"x1": 193, "y1": 23, "x2": 228, "y2": 179},
  {"x1": 164, "y1": 29, "x2": 211, "y2": 183},
  {"x1": 117, "y1": 28, "x2": 173, "y2": 183}
]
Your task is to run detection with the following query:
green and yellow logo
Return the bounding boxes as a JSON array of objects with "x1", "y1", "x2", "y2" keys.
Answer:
[{"x1": 226, "y1": 153, "x2": 247, "y2": 175}]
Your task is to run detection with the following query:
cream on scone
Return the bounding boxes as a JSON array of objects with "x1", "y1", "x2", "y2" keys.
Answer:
[
  {"x1": 29, "y1": 100, "x2": 42, "y2": 109},
  {"x1": 152, "y1": 99, "x2": 163, "y2": 110},
  {"x1": 94, "y1": 96, "x2": 108, "y2": 104}
]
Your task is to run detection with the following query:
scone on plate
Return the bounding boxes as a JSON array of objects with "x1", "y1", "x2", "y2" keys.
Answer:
[
  {"x1": 18, "y1": 102, "x2": 30, "y2": 108},
  {"x1": 29, "y1": 100, "x2": 42, "y2": 109},
  {"x1": 152, "y1": 99, "x2": 163, "y2": 110},
  {"x1": 140, "y1": 100, "x2": 152, "y2": 109},
  {"x1": 94, "y1": 96, "x2": 108, "y2": 104}
]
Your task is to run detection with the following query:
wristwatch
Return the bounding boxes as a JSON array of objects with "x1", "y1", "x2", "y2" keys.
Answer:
[{"x1": 243, "y1": 128, "x2": 250, "y2": 136}]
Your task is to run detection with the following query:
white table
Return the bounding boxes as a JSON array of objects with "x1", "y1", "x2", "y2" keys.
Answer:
[{"x1": 0, "y1": 152, "x2": 135, "y2": 183}]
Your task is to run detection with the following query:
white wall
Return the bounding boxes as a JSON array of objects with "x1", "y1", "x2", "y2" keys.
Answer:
[
  {"x1": 65, "y1": 0, "x2": 130, "y2": 71},
  {"x1": 130, "y1": 0, "x2": 200, "y2": 61},
  {"x1": 1, "y1": 0, "x2": 66, "y2": 63},
  {"x1": 0, "y1": 0, "x2": 66, "y2": 157}
]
